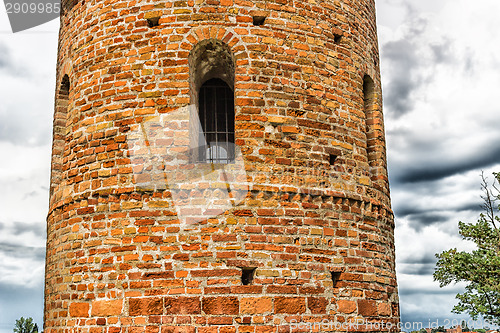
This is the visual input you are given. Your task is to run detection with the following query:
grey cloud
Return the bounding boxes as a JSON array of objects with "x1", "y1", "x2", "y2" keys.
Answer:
[
  {"x1": 399, "y1": 254, "x2": 437, "y2": 278},
  {"x1": 396, "y1": 144, "x2": 500, "y2": 184},
  {"x1": 401, "y1": 252, "x2": 437, "y2": 265},
  {"x1": 0, "y1": 43, "x2": 11, "y2": 69},
  {"x1": 382, "y1": 38, "x2": 421, "y2": 117},
  {"x1": 395, "y1": 198, "x2": 483, "y2": 219},
  {"x1": 406, "y1": 213, "x2": 449, "y2": 231},
  {"x1": 399, "y1": 263, "x2": 436, "y2": 276},
  {"x1": 387, "y1": 123, "x2": 500, "y2": 185},
  {"x1": 398, "y1": 256, "x2": 437, "y2": 277},
  {"x1": 381, "y1": 11, "x2": 428, "y2": 118},
  {"x1": 11, "y1": 221, "x2": 46, "y2": 237},
  {"x1": 398, "y1": 285, "x2": 461, "y2": 296},
  {"x1": 0, "y1": 221, "x2": 47, "y2": 238},
  {"x1": 0, "y1": 42, "x2": 29, "y2": 77},
  {"x1": 430, "y1": 40, "x2": 453, "y2": 64},
  {"x1": 381, "y1": 9, "x2": 457, "y2": 119},
  {"x1": 455, "y1": 202, "x2": 484, "y2": 215},
  {"x1": 0, "y1": 242, "x2": 46, "y2": 261},
  {"x1": 0, "y1": 111, "x2": 52, "y2": 146},
  {"x1": 394, "y1": 199, "x2": 484, "y2": 232}
]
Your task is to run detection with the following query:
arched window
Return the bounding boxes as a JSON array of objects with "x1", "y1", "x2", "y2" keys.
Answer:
[
  {"x1": 189, "y1": 39, "x2": 236, "y2": 164},
  {"x1": 50, "y1": 74, "x2": 70, "y2": 195},
  {"x1": 362, "y1": 73, "x2": 388, "y2": 187},
  {"x1": 60, "y1": 74, "x2": 70, "y2": 94},
  {"x1": 198, "y1": 78, "x2": 235, "y2": 164},
  {"x1": 363, "y1": 74, "x2": 376, "y2": 166}
]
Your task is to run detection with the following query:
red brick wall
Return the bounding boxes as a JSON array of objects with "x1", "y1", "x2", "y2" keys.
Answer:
[{"x1": 45, "y1": 0, "x2": 399, "y2": 331}]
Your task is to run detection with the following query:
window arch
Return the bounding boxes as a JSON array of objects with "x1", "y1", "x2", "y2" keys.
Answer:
[{"x1": 188, "y1": 39, "x2": 236, "y2": 164}]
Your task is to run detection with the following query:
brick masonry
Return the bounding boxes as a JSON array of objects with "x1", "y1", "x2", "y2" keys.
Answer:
[{"x1": 45, "y1": 0, "x2": 400, "y2": 331}]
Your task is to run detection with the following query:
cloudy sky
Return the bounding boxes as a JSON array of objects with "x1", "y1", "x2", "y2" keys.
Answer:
[{"x1": 1, "y1": 0, "x2": 500, "y2": 331}]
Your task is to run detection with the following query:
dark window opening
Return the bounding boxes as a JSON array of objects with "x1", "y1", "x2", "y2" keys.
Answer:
[
  {"x1": 197, "y1": 78, "x2": 235, "y2": 164},
  {"x1": 60, "y1": 74, "x2": 70, "y2": 94},
  {"x1": 330, "y1": 271, "x2": 341, "y2": 288},
  {"x1": 241, "y1": 268, "x2": 256, "y2": 285},
  {"x1": 363, "y1": 74, "x2": 376, "y2": 162},
  {"x1": 147, "y1": 17, "x2": 160, "y2": 27},
  {"x1": 334, "y1": 34, "x2": 342, "y2": 44},
  {"x1": 253, "y1": 15, "x2": 266, "y2": 26}
]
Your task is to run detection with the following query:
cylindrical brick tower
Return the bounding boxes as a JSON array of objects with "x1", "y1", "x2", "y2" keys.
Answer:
[{"x1": 45, "y1": 0, "x2": 399, "y2": 331}]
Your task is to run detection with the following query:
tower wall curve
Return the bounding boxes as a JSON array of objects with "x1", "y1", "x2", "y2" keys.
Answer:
[{"x1": 45, "y1": 0, "x2": 399, "y2": 331}]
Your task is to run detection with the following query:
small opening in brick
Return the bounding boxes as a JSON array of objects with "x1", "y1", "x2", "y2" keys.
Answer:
[
  {"x1": 60, "y1": 74, "x2": 70, "y2": 94},
  {"x1": 331, "y1": 271, "x2": 341, "y2": 288},
  {"x1": 329, "y1": 154, "x2": 338, "y2": 165},
  {"x1": 241, "y1": 268, "x2": 256, "y2": 285},
  {"x1": 252, "y1": 16, "x2": 266, "y2": 26},
  {"x1": 334, "y1": 34, "x2": 342, "y2": 44},
  {"x1": 147, "y1": 17, "x2": 160, "y2": 27}
]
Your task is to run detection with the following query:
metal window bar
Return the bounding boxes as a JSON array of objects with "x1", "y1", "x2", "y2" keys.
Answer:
[{"x1": 198, "y1": 78, "x2": 235, "y2": 164}]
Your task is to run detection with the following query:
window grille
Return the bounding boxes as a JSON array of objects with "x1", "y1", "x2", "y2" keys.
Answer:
[{"x1": 197, "y1": 78, "x2": 235, "y2": 164}]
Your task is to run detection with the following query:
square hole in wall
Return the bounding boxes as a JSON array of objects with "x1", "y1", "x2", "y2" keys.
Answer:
[
  {"x1": 241, "y1": 267, "x2": 256, "y2": 285},
  {"x1": 147, "y1": 17, "x2": 160, "y2": 27},
  {"x1": 331, "y1": 271, "x2": 341, "y2": 288},
  {"x1": 329, "y1": 154, "x2": 338, "y2": 165},
  {"x1": 252, "y1": 16, "x2": 266, "y2": 26}
]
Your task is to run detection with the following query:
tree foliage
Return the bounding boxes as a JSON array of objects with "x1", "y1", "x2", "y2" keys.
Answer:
[
  {"x1": 434, "y1": 172, "x2": 500, "y2": 325},
  {"x1": 431, "y1": 326, "x2": 446, "y2": 333},
  {"x1": 13, "y1": 317, "x2": 38, "y2": 333}
]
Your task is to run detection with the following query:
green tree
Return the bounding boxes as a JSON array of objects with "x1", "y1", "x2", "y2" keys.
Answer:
[
  {"x1": 13, "y1": 317, "x2": 38, "y2": 333},
  {"x1": 434, "y1": 172, "x2": 500, "y2": 325},
  {"x1": 431, "y1": 326, "x2": 445, "y2": 333}
]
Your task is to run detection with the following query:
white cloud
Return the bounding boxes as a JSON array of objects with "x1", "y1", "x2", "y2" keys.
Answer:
[
  {"x1": 0, "y1": 244, "x2": 45, "y2": 287},
  {"x1": 0, "y1": 142, "x2": 51, "y2": 223}
]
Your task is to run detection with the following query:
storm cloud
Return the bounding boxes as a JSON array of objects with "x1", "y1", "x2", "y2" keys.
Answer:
[{"x1": 394, "y1": 143, "x2": 500, "y2": 184}]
